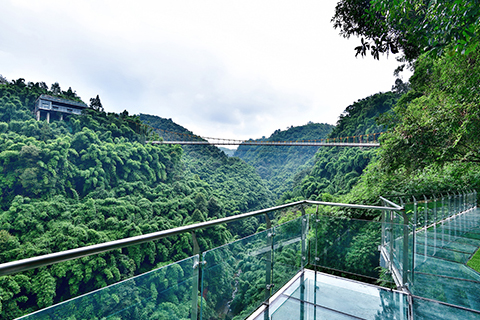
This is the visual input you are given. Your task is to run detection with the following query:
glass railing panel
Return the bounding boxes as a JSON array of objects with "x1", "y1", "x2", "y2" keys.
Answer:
[
  {"x1": 391, "y1": 213, "x2": 405, "y2": 277},
  {"x1": 272, "y1": 217, "x2": 303, "y2": 297},
  {"x1": 415, "y1": 202, "x2": 426, "y2": 229},
  {"x1": 200, "y1": 229, "x2": 269, "y2": 320},
  {"x1": 428, "y1": 199, "x2": 437, "y2": 226},
  {"x1": 404, "y1": 201, "x2": 416, "y2": 227},
  {"x1": 312, "y1": 216, "x2": 391, "y2": 283},
  {"x1": 407, "y1": 223, "x2": 415, "y2": 285},
  {"x1": 413, "y1": 296, "x2": 480, "y2": 320},
  {"x1": 415, "y1": 231, "x2": 479, "y2": 256},
  {"x1": 18, "y1": 255, "x2": 197, "y2": 320}
]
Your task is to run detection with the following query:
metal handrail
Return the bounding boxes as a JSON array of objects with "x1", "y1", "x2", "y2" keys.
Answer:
[
  {"x1": 0, "y1": 199, "x2": 401, "y2": 277},
  {"x1": 379, "y1": 196, "x2": 404, "y2": 210}
]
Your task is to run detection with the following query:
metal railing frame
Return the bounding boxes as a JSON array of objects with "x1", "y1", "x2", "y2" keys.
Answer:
[
  {"x1": 3, "y1": 190, "x2": 477, "y2": 320},
  {"x1": 0, "y1": 200, "x2": 401, "y2": 277},
  {"x1": 0, "y1": 199, "x2": 403, "y2": 320},
  {"x1": 381, "y1": 190, "x2": 477, "y2": 290}
]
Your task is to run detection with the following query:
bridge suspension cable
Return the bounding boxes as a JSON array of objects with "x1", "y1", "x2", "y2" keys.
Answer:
[{"x1": 141, "y1": 121, "x2": 382, "y2": 147}]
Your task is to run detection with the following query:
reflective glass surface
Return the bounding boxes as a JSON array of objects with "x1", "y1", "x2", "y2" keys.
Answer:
[
  {"x1": 312, "y1": 216, "x2": 385, "y2": 282},
  {"x1": 18, "y1": 256, "x2": 197, "y2": 320},
  {"x1": 412, "y1": 297, "x2": 480, "y2": 320},
  {"x1": 411, "y1": 208, "x2": 480, "y2": 311},
  {"x1": 272, "y1": 217, "x2": 303, "y2": 296},
  {"x1": 268, "y1": 269, "x2": 408, "y2": 320},
  {"x1": 200, "y1": 229, "x2": 269, "y2": 320}
]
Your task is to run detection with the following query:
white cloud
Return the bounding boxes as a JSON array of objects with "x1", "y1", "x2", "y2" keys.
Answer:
[{"x1": 0, "y1": 0, "x2": 408, "y2": 141}]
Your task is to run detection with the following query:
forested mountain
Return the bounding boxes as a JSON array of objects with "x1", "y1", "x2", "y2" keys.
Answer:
[
  {"x1": 139, "y1": 114, "x2": 274, "y2": 218},
  {"x1": 0, "y1": 80, "x2": 272, "y2": 319},
  {"x1": 329, "y1": 1, "x2": 480, "y2": 210},
  {"x1": 343, "y1": 46, "x2": 480, "y2": 209},
  {"x1": 251, "y1": 91, "x2": 398, "y2": 204},
  {"x1": 234, "y1": 122, "x2": 334, "y2": 199}
]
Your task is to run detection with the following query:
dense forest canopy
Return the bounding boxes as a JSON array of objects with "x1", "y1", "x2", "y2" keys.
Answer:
[
  {"x1": 234, "y1": 122, "x2": 334, "y2": 199},
  {"x1": 0, "y1": 80, "x2": 273, "y2": 319},
  {"x1": 277, "y1": 91, "x2": 400, "y2": 206}
]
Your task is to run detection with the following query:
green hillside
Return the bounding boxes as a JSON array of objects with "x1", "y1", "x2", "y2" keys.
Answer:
[
  {"x1": 284, "y1": 91, "x2": 400, "y2": 203},
  {"x1": 234, "y1": 122, "x2": 334, "y2": 199},
  {"x1": 0, "y1": 81, "x2": 272, "y2": 319}
]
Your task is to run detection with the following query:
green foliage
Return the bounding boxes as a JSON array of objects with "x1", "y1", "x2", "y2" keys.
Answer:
[
  {"x1": 0, "y1": 81, "x2": 273, "y2": 318},
  {"x1": 333, "y1": 0, "x2": 480, "y2": 61},
  {"x1": 467, "y1": 249, "x2": 480, "y2": 273},
  {"x1": 234, "y1": 122, "x2": 334, "y2": 199},
  {"x1": 335, "y1": 43, "x2": 480, "y2": 217},
  {"x1": 379, "y1": 47, "x2": 480, "y2": 173},
  {"x1": 313, "y1": 216, "x2": 383, "y2": 280},
  {"x1": 280, "y1": 92, "x2": 399, "y2": 205}
]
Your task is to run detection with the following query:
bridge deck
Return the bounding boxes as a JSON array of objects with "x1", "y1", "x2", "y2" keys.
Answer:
[{"x1": 147, "y1": 140, "x2": 380, "y2": 147}]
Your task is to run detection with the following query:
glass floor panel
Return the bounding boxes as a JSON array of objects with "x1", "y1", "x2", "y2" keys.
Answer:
[
  {"x1": 250, "y1": 269, "x2": 480, "y2": 320},
  {"x1": 414, "y1": 243, "x2": 472, "y2": 263},
  {"x1": 411, "y1": 273, "x2": 480, "y2": 312},
  {"x1": 415, "y1": 232, "x2": 480, "y2": 254},
  {"x1": 414, "y1": 254, "x2": 480, "y2": 281},
  {"x1": 250, "y1": 269, "x2": 409, "y2": 320},
  {"x1": 412, "y1": 297, "x2": 480, "y2": 320}
]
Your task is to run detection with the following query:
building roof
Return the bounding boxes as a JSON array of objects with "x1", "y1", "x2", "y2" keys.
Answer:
[{"x1": 37, "y1": 94, "x2": 88, "y2": 109}]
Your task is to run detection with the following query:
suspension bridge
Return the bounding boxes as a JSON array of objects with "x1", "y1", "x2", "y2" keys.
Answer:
[
  {"x1": 146, "y1": 131, "x2": 382, "y2": 147},
  {"x1": 147, "y1": 140, "x2": 380, "y2": 147}
]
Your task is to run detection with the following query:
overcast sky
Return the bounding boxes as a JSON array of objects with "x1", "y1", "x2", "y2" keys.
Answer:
[{"x1": 0, "y1": 0, "x2": 408, "y2": 141}]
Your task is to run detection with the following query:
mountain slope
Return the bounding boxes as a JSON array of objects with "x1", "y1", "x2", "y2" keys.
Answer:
[
  {"x1": 234, "y1": 122, "x2": 334, "y2": 199},
  {"x1": 0, "y1": 80, "x2": 272, "y2": 319},
  {"x1": 280, "y1": 91, "x2": 401, "y2": 204}
]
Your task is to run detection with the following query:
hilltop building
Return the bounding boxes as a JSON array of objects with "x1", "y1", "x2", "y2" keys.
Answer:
[{"x1": 35, "y1": 94, "x2": 88, "y2": 122}]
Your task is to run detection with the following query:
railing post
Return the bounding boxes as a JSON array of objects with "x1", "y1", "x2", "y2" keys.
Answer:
[
  {"x1": 423, "y1": 195, "x2": 428, "y2": 229},
  {"x1": 412, "y1": 196, "x2": 417, "y2": 285},
  {"x1": 263, "y1": 213, "x2": 275, "y2": 320},
  {"x1": 264, "y1": 213, "x2": 273, "y2": 306},
  {"x1": 300, "y1": 205, "x2": 308, "y2": 320},
  {"x1": 387, "y1": 208, "x2": 394, "y2": 272},
  {"x1": 301, "y1": 205, "x2": 308, "y2": 269},
  {"x1": 446, "y1": 192, "x2": 450, "y2": 217},
  {"x1": 455, "y1": 191, "x2": 459, "y2": 214},
  {"x1": 441, "y1": 194, "x2": 445, "y2": 244},
  {"x1": 192, "y1": 231, "x2": 200, "y2": 320},
  {"x1": 314, "y1": 205, "x2": 319, "y2": 320},
  {"x1": 401, "y1": 208, "x2": 409, "y2": 289}
]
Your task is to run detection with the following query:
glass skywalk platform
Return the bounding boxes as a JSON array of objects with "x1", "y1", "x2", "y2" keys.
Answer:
[
  {"x1": 250, "y1": 269, "x2": 480, "y2": 320},
  {"x1": 4, "y1": 191, "x2": 480, "y2": 320}
]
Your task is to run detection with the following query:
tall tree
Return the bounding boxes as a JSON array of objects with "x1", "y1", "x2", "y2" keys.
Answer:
[
  {"x1": 0, "y1": 74, "x2": 8, "y2": 84},
  {"x1": 50, "y1": 82, "x2": 61, "y2": 95},
  {"x1": 89, "y1": 94, "x2": 104, "y2": 112}
]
